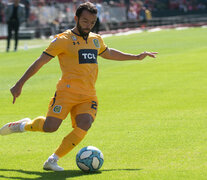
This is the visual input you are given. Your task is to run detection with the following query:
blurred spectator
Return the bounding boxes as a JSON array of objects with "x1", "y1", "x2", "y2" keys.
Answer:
[
  {"x1": 145, "y1": 6, "x2": 152, "y2": 20},
  {"x1": 21, "y1": 0, "x2": 30, "y2": 23},
  {"x1": 128, "y1": 7, "x2": 137, "y2": 20},
  {"x1": 124, "y1": 0, "x2": 130, "y2": 19},
  {"x1": 92, "y1": 0, "x2": 102, "y2": 34},
  {"x1": 101, "y1": 2, "x2": 110, "y2": 31},
  {"x1": 139, "y1": 6, "x2": 146, "y2": 22},
  {"x1": 139, "y1": 6, "x2": 151, "y2": 28},
  {"x1": 168, "y1": 0, "x2": 207, "y2": 11},
  {"x1": 197, "y1": 3, "x2": 206, "y2": 10},
  {"x1": 1, "y1": 0, "x2": 206, "y2": 40},
  {"x1": 0, "y1": 0, "x2": 5, "y2": 23},
  {"x1": 5, "y1": 0, "x2": 25, "y2": 52}
]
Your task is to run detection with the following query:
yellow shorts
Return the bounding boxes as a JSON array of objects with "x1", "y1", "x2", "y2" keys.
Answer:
[{"x1": 46, "y1": 90, "x2": 98, "y2": 128}]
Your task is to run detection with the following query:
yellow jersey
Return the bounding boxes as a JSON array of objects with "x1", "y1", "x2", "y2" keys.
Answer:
[{"x1": 44, "y1": 30, "x2": 107, "y2": 96}]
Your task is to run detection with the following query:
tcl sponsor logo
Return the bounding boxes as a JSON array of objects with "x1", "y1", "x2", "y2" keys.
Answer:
[{"x1": 79, "y1": 49, "x2": 98, "y2": 64}]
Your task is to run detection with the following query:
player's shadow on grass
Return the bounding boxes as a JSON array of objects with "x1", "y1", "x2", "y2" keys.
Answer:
[
  {"x1": 102, "y1": 168, "x2": 142, "y2": 172},
  {"x1": 0, "y1": 168, "x2": 141, "y2": 179}
]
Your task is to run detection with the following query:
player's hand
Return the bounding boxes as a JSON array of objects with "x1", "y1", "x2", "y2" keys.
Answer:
[
  {"x1": 10, "y1": 83, "x2": 23, "y2": 104},
  {"x1": 137, "y1": 51, "x2": 158, "y2": 60}
]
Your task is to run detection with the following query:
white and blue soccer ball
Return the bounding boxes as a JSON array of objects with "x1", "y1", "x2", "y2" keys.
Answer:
[{"x1": 76, "y1": 146, "x2": 104, "y2": 172}]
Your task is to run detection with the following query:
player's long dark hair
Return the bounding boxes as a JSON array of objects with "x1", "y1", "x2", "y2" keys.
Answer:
[{"x1": 76, "y1": 2, "x2": 97, "y2": 18}]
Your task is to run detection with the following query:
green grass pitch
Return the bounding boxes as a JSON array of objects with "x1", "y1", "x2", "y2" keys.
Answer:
[{"x1": 0, "y1": 27, "x2": 207, "y2": 179}]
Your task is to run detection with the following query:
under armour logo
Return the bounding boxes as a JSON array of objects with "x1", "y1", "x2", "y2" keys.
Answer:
[{"x1": 73, "y1": 41, "x2": 80, "y2": 45}]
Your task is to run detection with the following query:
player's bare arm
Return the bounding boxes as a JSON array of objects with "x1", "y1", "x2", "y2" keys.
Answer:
[
  {"x1": 100, "y1": 48, "x2": 158, "y2": 61},
  {"x1": 10, "y1": 53, "x2": 53, "y2": 104}
]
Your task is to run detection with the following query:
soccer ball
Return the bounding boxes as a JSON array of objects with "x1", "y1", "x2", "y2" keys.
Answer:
[{"x1": 76, "y1": 146, "x2": 104, "y2": 172}]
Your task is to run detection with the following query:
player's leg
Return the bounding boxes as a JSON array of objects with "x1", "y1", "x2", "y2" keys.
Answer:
[
  {"x1": 44, "y1": 113, "x2": 94, "y2": 171},
  {"x1": 6, "y1": 21, "x2": 12, "y2": 52},
  {"x1": 44, "y1": 98, "x2": 98, "y2": 171},
  {"x1": 0, "y1": 116, "x2": 63, "y2": 135},
  {"x1": 0, "y1": 117, "x2": 31, "y2": 135},
  {"x1": 45, "y1": 99, "x2": 98, "y2": 170},
  {"x1": 43, "y1": 91, "x2": 73, "y2": 171},
  {"x1": 14, "y1": 20, "x2": 19, "y2": 51},
  {"x1": 54, "y1": 113, "x2": 94, "y2": 158},
  {"x1": 25, "y1": 116, "x2": 63, "y2": 132},
  {"x1": 54, "y1": 98, "x2": 98, "y2": 158}
]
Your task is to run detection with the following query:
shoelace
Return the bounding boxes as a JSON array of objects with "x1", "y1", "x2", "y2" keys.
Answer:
[{"x1": 49, "y1": 158, "x2": 57, "y2": 164}]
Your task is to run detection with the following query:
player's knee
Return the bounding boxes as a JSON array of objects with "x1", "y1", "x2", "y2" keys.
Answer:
[
  {"x1": 43, "y1": 124, "x2": 59, "y2": 132},
  {"x1": 76, "y1": 114, "x2": 94, "y2": 131},
  {"x1": 43, "y1": 116, "x2": 62, "y2": 132},
  {"x1": 77, "y1": 120, "x2": 92, "y2": 131}
]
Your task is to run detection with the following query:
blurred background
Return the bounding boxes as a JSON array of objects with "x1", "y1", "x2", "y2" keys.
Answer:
[{"x1": 0, "y1": 0, "x2": 207, "y2": 39}]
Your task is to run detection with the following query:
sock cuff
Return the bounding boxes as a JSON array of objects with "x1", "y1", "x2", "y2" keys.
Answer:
[
  {"x1": 51, "y1": 153, "x2": 59, "y2": 160},
  {"x1": 73, "y1": 127, "x2": 87, "y2": 138},
  {"x1": 20, "y1": 122, "x2": 27, "y2": 132},
  {"x1": 25, "y1": 116, "x2": 45, "y2": 132}
]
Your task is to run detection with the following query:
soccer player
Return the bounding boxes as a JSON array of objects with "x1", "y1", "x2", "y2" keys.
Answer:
[
  {"x1": 0, "y1": 2, "x2": 157, "y2": 171},
  {"x1": 5, "y1": 0, "x2": 25, "y2": 52}
]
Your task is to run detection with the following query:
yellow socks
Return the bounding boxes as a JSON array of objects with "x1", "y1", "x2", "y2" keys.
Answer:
[
  {"x1": 25, "y1": 116, "x2": 45, "y2": 132},
  {"x1": 55, "y1": 127, "x2": 87, "y2": 158}
]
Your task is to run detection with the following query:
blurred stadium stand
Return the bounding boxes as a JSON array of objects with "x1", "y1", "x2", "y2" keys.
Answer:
[{"x1": 0, "y1": 0, "x2": 207, "y2": 39}]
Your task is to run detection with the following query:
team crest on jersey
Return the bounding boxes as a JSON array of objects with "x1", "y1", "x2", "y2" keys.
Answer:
[
  {"x1": 51, "y1": 37, "x2": 57, "y2": 43},
  {"x1": 93, "y1": 39, "x2": 100, "y2": 48},
  {"x1": 71, "y1": 35, "x2": 77, "y2": 41},
  {"x1": 53, "y1": 105, "x2": 62, "y2": 113}
]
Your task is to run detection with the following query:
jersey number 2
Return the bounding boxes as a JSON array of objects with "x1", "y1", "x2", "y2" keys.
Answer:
[{"x1": 91, "y1": 101, "x2": 97, "y2": 110}]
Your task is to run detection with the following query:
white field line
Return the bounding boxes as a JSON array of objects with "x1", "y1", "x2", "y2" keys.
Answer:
[{"x1": 175, "y1": 27, "x2": 190, "y2": 30}]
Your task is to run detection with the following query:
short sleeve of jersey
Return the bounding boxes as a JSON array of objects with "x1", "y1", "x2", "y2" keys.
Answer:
[
  {"x1": 44, "y1": 34, "x2": 66, "y2": 57},
  {"x1": 98, "y1": 35, "x2": 107, "y2": 55}
]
